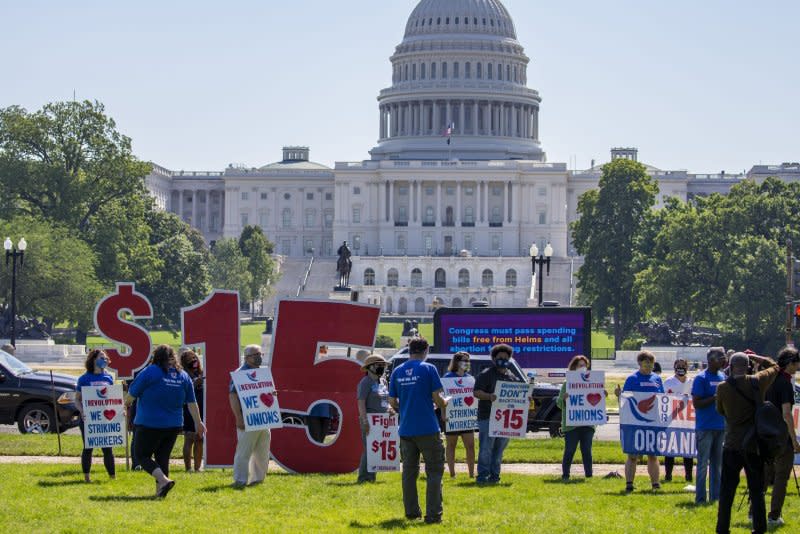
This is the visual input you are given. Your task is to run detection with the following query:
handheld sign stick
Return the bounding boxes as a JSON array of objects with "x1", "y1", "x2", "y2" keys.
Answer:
[{"x1": 49, "y1": 371, "x2": 62, "y2": 456}]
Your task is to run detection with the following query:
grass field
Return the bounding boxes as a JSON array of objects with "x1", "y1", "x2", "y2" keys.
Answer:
[{"x1": 0, "y1": 463, "x2": 768, "y2": 533}]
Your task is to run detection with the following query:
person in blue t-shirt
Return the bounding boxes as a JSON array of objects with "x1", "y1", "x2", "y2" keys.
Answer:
[
  {"x1": 389, "y1": 337, "x2": 449, "y2": 524},
  {"x1": 615, "y1": 350, "x2": 664, "y2": 492},
  {"x1": 691, "y1": 346, "x2": 727, "y2": 504},
  {"x1": 75, "y1": 349, "x2": 116, "y2": 483},
  {"x1": 126, "y1": 344, "x2": 204, "y2": 498}
]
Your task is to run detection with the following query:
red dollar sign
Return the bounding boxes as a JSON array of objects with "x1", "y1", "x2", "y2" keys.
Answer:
[{"x1": 93, "y1": 283, "x2": 153, "y2": 379}]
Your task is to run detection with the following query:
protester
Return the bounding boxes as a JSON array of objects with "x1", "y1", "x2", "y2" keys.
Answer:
[
  {"x1": 229, "y1": 344, "x2": 272, "y2": 488},
  {"x1": 691, "y1": 347, "x2": 727, "y2": 504},
  {"x1": 653, "y1": 361, "x2": 662, "y2": 377},
  {"x1": 357, "y1": 353, "x2": 390, "y2": 483},
  {"x1": 126, "y1": 354, "x2": 153, "y2": 471},
  {"x1": 126, "y1": 344, "x2": 205, "y2": 498},
  {"x1": 615, "y1": 350, "x2": 663, "y2": 492},
  {"x1": 715, "y1": 351, "x2": 779, "y2": 534},
  {"x1": 762, "y1": 347, "x2": 800, "y2": 527},
  {"x1": 557, "y1": 354, "x2": 598, "y2": 480},
  {"x1": 75, "y1": 349, "x2": 116, "y2": 483},
  {"x1": 388, "y1": 337, "x2": 448, "y2": 524},
  {"x1": 473, "y1": 343, "x2": 523, "y2": 486},
  {"x1": 442, "y1": 351, "x2": 476, "y2": 478},
  {"x1": 180, "y1": 349, "x2": 205, "y2": 472},
  {"x1": 663, "y1": 358, "x2": 694, "y2": 484}
]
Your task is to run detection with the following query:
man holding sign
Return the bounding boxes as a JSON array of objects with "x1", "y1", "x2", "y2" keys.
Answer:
[
  {"x1": 388, "y1": 337, "x2": 449, "y2": 524},
  {"x1": 229, "y1": 345, "x2": 278, "y2": 488},
  {"x1": 474, "y1": 344, "x2": 525, "y2": 485}
]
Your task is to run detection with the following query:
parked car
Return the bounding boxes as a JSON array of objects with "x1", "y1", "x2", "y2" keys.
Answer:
[
  {"x1": 386, "y1": 352, "x2": 564, "y2": 437},
  {"x1": 0, "y1": 349, "x2": 81, "y2": 433}
]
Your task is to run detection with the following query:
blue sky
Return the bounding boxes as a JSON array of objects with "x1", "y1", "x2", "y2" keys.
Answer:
[{"x1": 2, "y1": 0, "x2": 798, "y2": 173}]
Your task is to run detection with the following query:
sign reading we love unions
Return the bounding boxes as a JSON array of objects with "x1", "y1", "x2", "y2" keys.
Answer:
[
  {"x1": 81, "y1": 384, "x2": 126, "y2": 448},
  {"x1": 230, "y1": 367, "x2": 283, "y2": 432}
]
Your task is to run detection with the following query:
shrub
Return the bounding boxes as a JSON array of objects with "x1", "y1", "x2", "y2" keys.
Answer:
[{"x1": 375, "y1": 334, "x2": 396, "y2": 348}]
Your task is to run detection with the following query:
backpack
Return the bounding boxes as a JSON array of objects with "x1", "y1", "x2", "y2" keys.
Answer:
[{"x1": 727, "y1": 376, "x2": 787, "y2": 459}]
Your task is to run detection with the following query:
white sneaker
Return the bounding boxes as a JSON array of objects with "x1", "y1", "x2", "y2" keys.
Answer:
[
  {"x1": 767, "y1": 517, "x2": 785, "y2": 527},
  {"x1": 683, "y1": 484, "x2": 696, "y2": 493}
]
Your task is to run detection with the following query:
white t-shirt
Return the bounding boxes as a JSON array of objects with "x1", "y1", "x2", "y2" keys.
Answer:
[{"x1": 663, "y1": 375, "x2": 692, "y2": 395}]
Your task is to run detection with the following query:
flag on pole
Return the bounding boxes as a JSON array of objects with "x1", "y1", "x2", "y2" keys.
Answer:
[{"x1": 444, "y1": 122, "x2": 455, "y2": 145}]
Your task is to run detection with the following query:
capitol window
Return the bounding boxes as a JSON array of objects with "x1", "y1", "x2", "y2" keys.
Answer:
[
  {"x1": 421, "y1": 63, "x2": 426, "y2": 79},
  {"x1": 259, "y1": 212, "x2": 268, "y2": 227},
  {"x1": 506, "y1": 269, "x2": 517, "y2": 287},
  {"x1": 352, "y1": 208, "x2": 361, "y2": 224},
  {"x1": 492, "y1": 186, "x2": 502, "y2": 196},
  {"x1": 353, "y1": 186, "x2": 361, "y2": 195},
  {"x1": 306, "y1": 192, "x2": 314, "y2": 200},
  {"x1": 507, "y1": 65, "x2": 511, "y2": 81},
  {"x1": 538, "y1": 187, "x2": 547, "y2": 197},
  {"x1": 465, "y1": 62, "x2": 471, "y2": 79},
  {"x1": 241, "y1": 213, "x2": 249, "y2": 227},
  {"x1": 284, "y1": 193, "x2": 291, "y2": 200},
  {"x1": 325, "y1": 192, "x2": 333, "y2": 201},
  {"x1": 442, "y1": 62, "x2": 447, "y2": 79},
  {"x1": 412, "y1": 64, "x2": 417, "y2": 80},
  {"x1": 387, "y1": 268, "x2": 399, "y2": 287},
  {"x1": 491, "y1": 206, "x2": 501, "y2": 223},
  {"x1": 464, "y1": 234, "x2": 473, "y2": 251},
  {"x1": 458, "y1": 269, "x2": 469, "y2": 288},
  {"x1": 482, "y1": 269, "x2": 494, "y2": 287},
  {"x1": 364, "y1": 268, "x2": 375, "y2": 286},
  {"x1": 305, "y1": 209, "x2": 315, "y2": 227},
  {"x1": 324, "y1": 211, "x2": 333, "y2": 228},
  {"x1": 425, "y1": 206, "x2": 434, "y2": 222},
  {"x1": 425, "y1": 186, "x2": 434, "y2": 195},
  {"x1": 411, "y1": 268, "x2": 423, "y2": 288},
  {"x1": 498, "y1": 64, "x2": 503, "y2": 81},
  {"x1": 446, "y1": 186, "x2": 454, "y2": 195},
  {"x1": 431, "y1": 62, "x2": 437, "y2": 79},
  {"x1": 399, "y1": 186, "x2": 408, "y2": 196},
  {"x1": 282, "y1": 208, "x2": 292, "y2": 228},
  {"x1": 464, "y1": 206, "x2": 474, "y2": 223},
  {"x1": 261, "y1": 192, "x2": 268, "y2": 200},
  {"x1": 538, "y1": 212, "x2": 547, "y2": 225},
  {"x1": 487, "y1": 63, "x2": 493, "y2": 80},
  {"x1": 434, "y1": 268, "x2": 446, "y2": 288},
  {"x1": 477, "y1": 63, "x2": 482, "y2": 79},
  {"x1": 464, "y1": 186, "x2": 474, "y2": 196},
  {"x1": 453, "y1": 62, "x2": 459, "y2": 78},
  {"x1": 241, "y1": 192, "x2": 249, "y2": 201},
  {"x1": 491, "y1": 234, "x2": 500, "y2": 250}
]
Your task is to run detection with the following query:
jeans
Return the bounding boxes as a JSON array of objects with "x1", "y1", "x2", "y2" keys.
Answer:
[
  {"x1": 562, "y1": 426, "x2": 594, "y2": 478},
  {"x1": 716, "y1": 448, "x2": 766, "y2": 534},
  {"x1": 696, "y1": 429, "x2": 724, "y2": 503},
  {"x1": 400, "y1": 433, "x2": 444, "y2": 521},
  {"x1": 357, "y1": 427, "x2": 375, "y2": 482},
  {"x1": 477, "y1": 418, "x2": 510, "y2": 483}
]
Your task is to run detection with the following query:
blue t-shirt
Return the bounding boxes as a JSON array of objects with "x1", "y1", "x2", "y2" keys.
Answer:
[
  {"x1": 76, "y1": 371, "x2": 114, "y2": 390},
  {"x1": 691, "y1": 369, "x2": 726, "y2": 431},
  {"x1": 389, "y1": 359, "x2": 443, "y2": 437},
  {"x1": 129, "y1": 364, "x2": 196, "y2": 429},
  {"x1": 623, "y1": 371, "x2": 664, "y2": 393}
]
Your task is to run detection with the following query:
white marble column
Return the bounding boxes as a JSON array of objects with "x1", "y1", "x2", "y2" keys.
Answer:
[
  {"x1": 499, "y1": 103, "x2": 505, "y2": 136},
  {"x1": 204, "y1": 190, "x2": 211, "y2": 232},
  {"x1": 459, "y1": 101, "x2": 465, "y2": 135},
  {"x1": 432, "y1": 101, "x2": 440, "y2": 134},
  {"x1": 487, "y1": 102, "x2": 493, "y2": 135},
  {"x1": 482, "y1": 181, "x2": 489, "y2": 223},
  {"x1": 436, "y1": 182, "x2": 442, "y2": 224},
  {"x1": 472, "y1": 101, "x2": 479, "y2": 135},
  {"x1": 512, "y1": 105, "x2": 518, "y2": 137},
  {"x1": 507, "y1": 182, "x2": 512, "y2": 223},
  {"x1": 477, "y1": 181, "x2": 483, "y2": 222},
  {"x1": 456, "y1": 182, "x2": 462, "y2": 225},
  {"x1": 178, "y1": 190, "x2": 185, "y2": 221},
  {"x1": 417, "y1": 181, "x2": 423, "y2": 223},
  {"x1": 191, "y1": 190, "x2": 198, "y2": 227},
  {"x1": 388, "y1": 181, "x2": 394, "y2": 222}
]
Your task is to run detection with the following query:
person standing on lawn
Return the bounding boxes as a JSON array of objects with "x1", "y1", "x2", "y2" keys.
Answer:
[
  {"x1": 356, "y1": 353, "x2": 390, "y2": 483},
  {"x1": 229, "y1": 344, "x2": 272, "y2": 488},
  {"x1": 691, "y1": 347, "x2": 727, "y2": 504},
  {"x1": 126, "y1": 344, "x2": 205, "y2": 498},
  {"x1": 75, "y1": 349, "x2": 116, "y2": 483},
  {"x1": 473, "y1": 343, "x2": 523, "y2": 485},
  {"x1": 663, "y1": 358, "x2": 694, "y2": 485},
  {"x1": 388, "y1": 337, "x2": 449, "y2": 524},
  {"x1": 615, "y1": 350, "x2": 664, "y2": 492},
  {"x1": 442, "y1": 351, "x2": 476, "y2": 479},
  {"x1": 557, "y1": 354, "x2": 599, "y2": 480},
  {"x1": 180, "y1": 349, "x2": 205, "y2": 472}
]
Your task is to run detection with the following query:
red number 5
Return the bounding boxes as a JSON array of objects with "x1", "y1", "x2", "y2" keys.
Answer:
[{"x1": 269, "y1": 299, "x2": 380, "y2": 473}]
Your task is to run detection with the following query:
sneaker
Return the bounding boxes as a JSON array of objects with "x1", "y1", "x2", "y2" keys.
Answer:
[
  {"x1": 767, "y1": 517, "x2": 785, "y2": 527},
  {"x1": 683, "y1": 484, "x2": 696, "y2": 493},
  {"x1": 424, "y1": 516, "x2": 442, "y2": 524},
  {"x1": 651, "y1": 483, "x2": 661, "y2": 491},
  {"x1": 625, "y1": 483, "x2": 634, "y2": 493},
  {"x1": 231, "y1": 481, "x2": 247, "y2": 489},
  {"x1": 405, "y1": 513, "x2": 422, "y2": 521}
]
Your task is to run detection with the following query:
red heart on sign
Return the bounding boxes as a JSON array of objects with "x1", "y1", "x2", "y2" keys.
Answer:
[
  {"x1": 464, "y1": 397, "x2": 475, "y2": 407},
  {"x1": 103, "y1": 409, "x2": 116, "y2": 421},
  {"x1": 586, "y1": 393, "x2": 602, "y2": 406},
  {"x1": 260, "y1": 393, "x2": 274, "y2": 407}
]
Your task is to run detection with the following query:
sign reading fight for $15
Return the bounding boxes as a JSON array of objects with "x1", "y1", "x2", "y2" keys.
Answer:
[{"x1": 367, "y1": 413, "x2": 400, "y2": 472}]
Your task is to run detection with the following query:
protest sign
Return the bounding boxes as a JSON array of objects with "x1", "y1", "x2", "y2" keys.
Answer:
[
  {"x1": 620, "y1": 392, "x2": 696, "y2": 457},
  {"x1": 230, "y1": 366, "x2": 283, "y2": 431},
  {"x1": 489, "y1": 381, "x2": 532, "y2": 438},
  {"x1": 441, "y1": 376, "x2": 478, "y2": 433},
  {"x1": 366, "y1": 413, "x2": 400, "y2": 472},
  {"x1": 565, "y1": 370, "x2": 606, "y2": 427},
  {"x1": 81, "y1": 384, "x2": 125, "y2": 449}
]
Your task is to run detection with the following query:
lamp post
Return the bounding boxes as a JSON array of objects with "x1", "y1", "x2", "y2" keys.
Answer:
[
  {"x1": 4, "y1": 237, "x2": 27, "y2": 347},
  {"x1": 529, "y1": 242, "x2": 553, "y2": 307}
]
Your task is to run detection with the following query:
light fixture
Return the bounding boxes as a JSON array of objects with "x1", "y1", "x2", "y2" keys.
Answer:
[
  {"x1": 529, "y1": 243, "x2": 538, "y2": 257},
  {"x1": 544, "y1": 243, "x2": 553, "y2": 258},
  {"x1": 3, "y1": 238, "x2": 11, "y2": 251},
  {"x1": 17, "y1": 238, "x2": 26, "y2": 251}
]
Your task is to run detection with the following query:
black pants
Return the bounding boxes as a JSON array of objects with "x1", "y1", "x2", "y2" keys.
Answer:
[
  {"x1": 133, "y1": 426, "x2": 180, "y2": 476},
  {"x1": 664, "y1": 456, "x2": 694, "y2": 481},
  {"x1": 79, "y1": 422, "x2": 115, "y2": 476},
  {"x1": 716, "y1": 448, "x2": 766, "y2": 534},
  {"x1": 307, "y1": 416, "x2": 331, "y2": 444}
]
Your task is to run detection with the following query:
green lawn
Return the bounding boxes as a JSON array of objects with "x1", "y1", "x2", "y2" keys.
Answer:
[{"x1": 0, "y1": 463, "x2": 764, "y2": 533}]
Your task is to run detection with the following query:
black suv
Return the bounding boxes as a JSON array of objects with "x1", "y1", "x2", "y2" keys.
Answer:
[
  {"x1": 0, "y1": 350, "x2": 81, "y2": 433},
  {"x1": 387, "y1": 352, "x2": 564, "y2": 436}
]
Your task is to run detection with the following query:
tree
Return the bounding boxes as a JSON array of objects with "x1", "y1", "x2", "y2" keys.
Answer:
[
  {"x1": 0, "y1": 217, "x2": 103, "y2": 333},
  {"x1": 209, "y1": 238, "x2": 253, "y2": 302},
  {"x1": 571, "y1": 158, "x2": 658, "y2": 349},
  {"x1": 0, "y1": 100, "x2": 151, "y2": 232},
  {"x1": 238, "y1": 225, "x2": 278, "y2": 315}
]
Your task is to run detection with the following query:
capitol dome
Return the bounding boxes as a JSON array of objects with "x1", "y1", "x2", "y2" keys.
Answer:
[
  {"x1": 404, "y1": 0, "x2": 516, "y2": 39},
  {"x1": 370, "y1": 0, "x2": 544, "y2": 161}
]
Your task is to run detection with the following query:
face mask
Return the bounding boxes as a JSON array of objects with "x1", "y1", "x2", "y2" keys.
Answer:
[
  {"x1": 458, "y1": 361, "x2": 469, "y2": 372},
  {"x1": 675, "y1": 368, "x2": 687, "y2": 376},
  {"x1": 495, "y1": 358, "x2": 510, "y2": 369},
  {"x1": 250, "y1": 355, "x2": 263, "y2": 367},
  {"x1": 576, "y1": 365, "x2": 587, "y2": 372},
  {"x1": 372, "y1": 366, "x2": 385, "y2": 376},
  {"x1": 96, "y1": 359, "x2": 108, "y2": 369},
  {"x1": 192, "y1": 360, "x2": 199, "y2": 369}
]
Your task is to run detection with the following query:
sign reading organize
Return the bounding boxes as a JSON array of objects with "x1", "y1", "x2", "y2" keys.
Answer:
[
  {"x1": 488, "y1": 382, "x2": 532, "y2": 439},
  {"x1": 441, "y1": 376, "x2": 478, "y2": 433},
  {"x1": 366, "y1": 413, "x2": 400, "y2": 472},
  {"x1": 620, "y1": 392, "x2": 697, "y2": 458},
  {"x1": 230, "y1": 367, "x2": 283, "y2": 432},
  {"x1": 81, "y1": 384, "x2": 125, "y2": 449},
  {"x1": 565, "y1": 370, "x2": 606, "y2": 427}
]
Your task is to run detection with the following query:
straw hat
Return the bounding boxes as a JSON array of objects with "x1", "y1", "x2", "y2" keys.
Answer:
[{"x1": 360, "y1": 354, "x2": 386, "y2": 370}]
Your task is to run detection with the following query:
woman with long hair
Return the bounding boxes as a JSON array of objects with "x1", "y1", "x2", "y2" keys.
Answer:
[
  {"x1": 442, "y1": 351, "x2": 476, "y2": 478},
  {"x1": 556, "y1": 354, "x2": 599, "y2": 480},
  {"x1": 75, "y1": 349, "x2": 116, "y2": 483},
  {"x1": 180, "y1": 349, "x2": 205, "y2": 472}
]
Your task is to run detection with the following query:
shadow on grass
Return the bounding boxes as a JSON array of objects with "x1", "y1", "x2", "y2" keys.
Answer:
[
  {"x1": 41, "y1": 469, "x2": 82, "y2": 478},
  {"x1": 602, "y1": 489, "x2": 690, "y2": 497},
  {"x1": 326, "y1": 480, "x2": 387, "y2": 487},
  {"x1": 542, "y1": 478, "x2": 586, "y2": 485},
  {"x1": 37, "y1": 480, "x2": 89, "y2": 488},
  {"x1": 674, "y1": 501, "x2": 714, "y2": 509},
  {"x1": 349, "y1": 518, "x2": 425, "y2": 530},
  {"x1": 89, "y1": 495, "x2": 157, "y2": 502},
  {"x1": 198, "y1": 484, "x2": 244, "y2": 493}
]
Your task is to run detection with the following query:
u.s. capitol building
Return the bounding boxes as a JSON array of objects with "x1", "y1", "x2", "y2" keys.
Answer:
[{"x1": 145, "y1": 0, "x2": 793, "y2": 314}]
